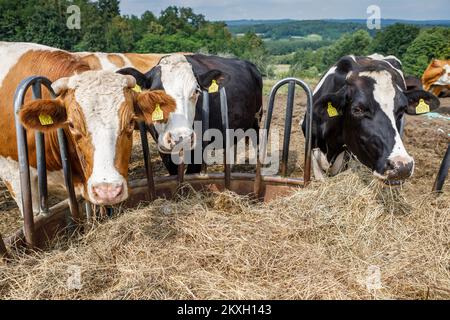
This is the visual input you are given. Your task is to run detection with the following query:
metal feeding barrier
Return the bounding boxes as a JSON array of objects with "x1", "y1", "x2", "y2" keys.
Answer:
[
  {"x1": 133, "y1": 79, "x2": 314, "y2": 203},
  {"x1": 11, "y1": 76, "x2": 80, "y2": 249},
  {"x1": 433, "y1": 143, "x2": 450, "y2": 192},
  {"x1": 2, "y1": 76, "x2": 314, "y2": 255}
]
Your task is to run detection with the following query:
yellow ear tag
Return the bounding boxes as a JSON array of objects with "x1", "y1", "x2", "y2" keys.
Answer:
[
  {"x1": 416, "y1": 99, "x2": 430, "y2": 114},
  {"x1": 132, "y1": 84, "x2": 142, "y2": 93},
  {"x1": 208, "y1": 80, "x2": 219, "y2": 94},
  {"x1": 151, "y1": 104, "x2": 164, "y2": 122},
  {"x1": 327, "y1": 102, "x2": 339, "y2": 118},
  {"x1": 39, "y1": 114, "x2": 54, "y2": 126}
]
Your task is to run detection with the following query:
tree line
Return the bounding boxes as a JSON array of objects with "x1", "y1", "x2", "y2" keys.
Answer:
[
  {"x1": 287, "y1": 24, "x2": 450, "y2": 78},
  {"x1": 0, "y1": 1, "x2": 448, "y2": 79},
  {"x1": 0, "y1": 0, "x2": 268, "y2": 71}
]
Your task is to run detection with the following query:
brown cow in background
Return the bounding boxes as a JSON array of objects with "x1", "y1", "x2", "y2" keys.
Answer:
[{"x1": 422, "y1": 59, "x2": 450, "y2": 97}]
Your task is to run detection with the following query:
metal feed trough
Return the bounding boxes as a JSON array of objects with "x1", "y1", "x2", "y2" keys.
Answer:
[{"x1": 0, "y1": 76, "x2": 313, "y2": 257}]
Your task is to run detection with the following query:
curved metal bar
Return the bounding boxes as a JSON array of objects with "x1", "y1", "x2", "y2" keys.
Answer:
[
  {"x1": 281, "y1": 81, "x2": 296, "y2": 177},
  {"x1": 32, "y1": 82, "x2": 49, "y2": 215},
  {"x1": 220, "y1": 88, "x2": 231, "y2": 190},
  {"x1": 433, "y1": 143, "x2": 450, "y2": 193},
  {"x1": 254, "y1": 77, "x2": 314, "y2": 196},
  {"x1": 14, "y1": 76, "x2": 80, "y2": 245}
]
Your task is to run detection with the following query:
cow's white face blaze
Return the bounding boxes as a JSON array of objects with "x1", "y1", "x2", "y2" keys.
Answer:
[
  {"x1": 62, "y1": 71, "x2": 132, "y2": 205},
  {"x1": 359, "y1": 70, "x2": 414, "y2": 180},
  {"x1": 156, "y1": 54, "x2": 198, "y2": 153}
]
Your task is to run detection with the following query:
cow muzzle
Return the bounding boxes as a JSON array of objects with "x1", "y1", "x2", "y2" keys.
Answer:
[
  {"x1": 159, "y1": 130, "x2": 197, "y2": 154},
  {"x1": 381, "y1": 156, "x2": 415, "y2": 184},
  {"x1": 90, "y1": 182, "x2": 127, "y2": 205}
]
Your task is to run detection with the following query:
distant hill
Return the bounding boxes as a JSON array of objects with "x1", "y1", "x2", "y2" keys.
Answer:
[
  {"x1": 227, "y1": 19, "x2": 450, "y2": 40},
  {"x1": 227, "y1": 20, "x2": 369, "y2": 40},
  {"x1": 326, "y1": 19, "x2": 450, "y2": 26},
  {"x1": 225, "y1": 19, "x2": 294, "y2": 26}
]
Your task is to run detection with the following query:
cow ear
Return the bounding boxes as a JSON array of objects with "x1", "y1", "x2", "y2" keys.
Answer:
[
  {"x1": 19, "y1": 99, "x2": 67, "y2": 132},
  {"x1": 404, "y1": 90, "x2": 440, "y2": 115},
  {"x1": 314, "y1": 89, "x2": 347, "y2": 120},
  {"x1": 134, "y1": 90, "x2": 176, "y2": 125},
  {"x1": 117, "y1": 68, "x2": 150, "y2": 90},
  {"x1": 197, "y1": 69, "x2": 228, "y2": 91}
]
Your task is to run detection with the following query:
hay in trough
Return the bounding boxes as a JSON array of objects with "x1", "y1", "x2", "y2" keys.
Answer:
[{"x1": 0, "y1": 165, "x2": 449, "y2": 300}]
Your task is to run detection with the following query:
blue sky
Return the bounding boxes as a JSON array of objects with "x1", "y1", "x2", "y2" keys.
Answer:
[{"x1": 119, "y1": 0, "x2": 450, "y2": 21}]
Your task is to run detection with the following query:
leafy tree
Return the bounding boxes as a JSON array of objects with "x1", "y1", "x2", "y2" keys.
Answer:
[
  {"x1": 403, "y1": 27, "x2": 450, "y2": 77},
  {"x1": 23, "y1": 0, "x2": 78, "y2": 50},
  {"x1": 136, "y1": 33, "x2": 202, "y2": 53},
  {"x1": 322, "y1": 30, "x2": 373, "y2": 67},
  {"x1": 370, "y1": 23, "x2": 420, "y2": 58},
  {"x1": 105, "y1": 16, "x2": 134, "y2": 52},
  {"x1": 98, "y1": 0, "x2": 120, "y2": 19}
]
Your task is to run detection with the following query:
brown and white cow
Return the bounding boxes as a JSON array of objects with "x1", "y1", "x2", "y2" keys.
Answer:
[
  {"x1": 73, "y1": 52, "x2": 167, "y2": 73},
  {"x1": 0, "y1": 42, "x2": 175, "y2": 215},
  {"x1": 422, "y1": 59, "x2": 450, "y2": 97}
]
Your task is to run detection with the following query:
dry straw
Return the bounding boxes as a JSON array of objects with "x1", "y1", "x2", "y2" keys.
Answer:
[{"x1": 0, "y1": 166, "x2": 449, "y2": 300}]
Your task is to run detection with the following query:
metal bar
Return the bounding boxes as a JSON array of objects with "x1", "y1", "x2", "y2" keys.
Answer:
[
  {"x1": 0, "y1": 233, "x2": 8, "y2": 259},
  {"x1": 57, "y1": 128, "x2": 80, "y2": 224},
  {"x1": 178, "y1": 154, "x2": 185, "y2": 185},
  {"x1": 14, "y1": 77, "x2": 37, "y2": 247},
  {"x1": 301, "y1": 81, "x2": 314, "y2": 186},
  {"x1": 220, "y1": 88, "x2": 231, "y2": 190},
  {"x1": 106, "y1": 207, "x2": 114, "y2": 218},
  {"x1": 85, "y1": 201, "x2": 93, "y2": 221},
  {"x1": 32, "y1": 81, "x2": 49, "y2": 215},
  {"x1": 201, "y1": 91, "x2": 210, "y2": 174},
  {"x1": 399, "y1": 115, "x2": 406, "y2": 138},
  {"x1": 281, "y1": 81, "x2": 295, "y2": 177},
  {"x1": 138, "y1": 122, "x2": 156, "y2": 201},
  {"x1": 433, "y1": 143, "x2": 450, "y2": 193},
  {"x1": 254, "y1": 81, "x2": 282, "y2": 196}
]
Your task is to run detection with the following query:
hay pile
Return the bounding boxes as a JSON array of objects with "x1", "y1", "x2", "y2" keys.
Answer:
[{"x1": 0, "y1": 167, "x2": 449, "y2": 300}]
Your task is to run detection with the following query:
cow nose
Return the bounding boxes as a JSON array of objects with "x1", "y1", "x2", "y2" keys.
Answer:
[
  {"x1": 92, "y1": 183, "x2": 124, "y2": 204},
  {"x1": 384, "y1": 156, "x2": 414, "y2": 180},
  {"x1": 166, "y1": 132, "x2": 196, "y2": 149}
]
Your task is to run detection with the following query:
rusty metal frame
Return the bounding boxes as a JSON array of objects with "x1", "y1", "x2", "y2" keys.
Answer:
[
  {"x1": 254, "y1": 78, "x2": 313, "y2": 197},
  {"x1": 433, "y1": 143, "x2": 450, "y2": 192},
  {"x1": 5, "y1": 77, "x2": 314, "y2": 253},
  {"x1": 13, "y1": 76, "x2": 80, "y2": 247}
]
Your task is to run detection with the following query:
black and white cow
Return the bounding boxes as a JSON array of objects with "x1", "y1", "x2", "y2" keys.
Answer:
[
  {"x1": 118, "y1": 53, "x2": 263, "y2": 175},
  {"x1": 302, "y1": 54, "x2": 440, "y2": 183}
]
